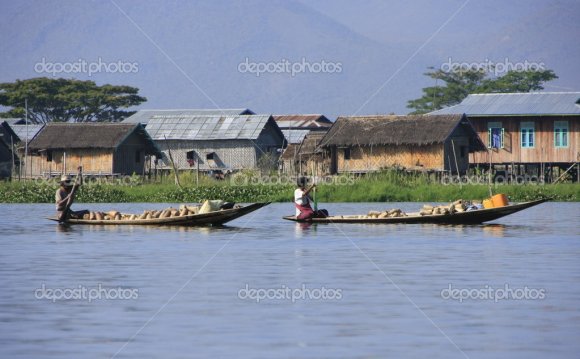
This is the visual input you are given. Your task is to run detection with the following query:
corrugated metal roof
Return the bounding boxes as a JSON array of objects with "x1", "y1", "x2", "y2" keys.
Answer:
[
  {"x1": 282, "y1": 129, "x2": 310, "y2": 144},
  {"x1": 124, "y1": 108, "x2": 255, "y2": 124},
  {"x1": 430, "y1": 92, "x2": 580, "y2": 116},
  {"x1": 10, "y1": 124, "x2": 45, "y2": 142},
  {"x1": 273, "y1": 114, "x2": 333, "y2": 129},
  {"x1": 145, "y1": 115, "x2": 273, "y2": 140},
  {"x1": 3, "y1": 118, "x2": 26, "y2": 125}
]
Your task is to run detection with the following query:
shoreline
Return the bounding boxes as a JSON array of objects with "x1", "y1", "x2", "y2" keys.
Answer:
[{"x1": 1, "y1": 181, "x2": 578, "y2": 203}]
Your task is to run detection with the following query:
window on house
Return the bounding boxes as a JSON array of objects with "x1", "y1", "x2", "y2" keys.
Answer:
[
  {"x1": 46, "y1": 150, "x2": 53, "y2": 162},
  {"x1": 343, "y1": 147, "x2": 351, "y2": 160},
  {"x1": 206, "y1": 152, "x2": 216, "y2": 160},
  {"x1": 135, "y1": 150, "x2": 141, "y2": 163},
  {"x1": 186, "y1": 150, "x2": 195, "y2": 167},
  {"x1": 487, "y1": 122, "x2": 504, "y2": 149},
  {"x1": 520, "y1": 121, "x2": 535, "y2": 148},
  {"x1": 554, "y1": 121, "x2": 569, "y2": 148}
]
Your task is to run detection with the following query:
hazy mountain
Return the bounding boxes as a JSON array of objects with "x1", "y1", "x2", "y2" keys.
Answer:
[{"x1": 0, "y1": 0, "x2": 578, "y2": 118}]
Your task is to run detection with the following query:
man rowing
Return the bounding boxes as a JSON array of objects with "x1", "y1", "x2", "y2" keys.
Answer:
[{"x1": 55, "y1": 167, "x2": 88, "y2": 221}]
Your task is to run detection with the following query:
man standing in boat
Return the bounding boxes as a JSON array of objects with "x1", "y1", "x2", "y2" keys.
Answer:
[
  {"x1": 55, "y1": 167, "x2": 87, "y2": 221},
  {"x1": 294, "y1": 176, "x2": 328, "y2": 220}
]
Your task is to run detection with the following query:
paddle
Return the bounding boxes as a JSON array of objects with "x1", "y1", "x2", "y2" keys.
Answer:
[{"x1": 58, "y1": 166, "x2": 82, "y2": 223}]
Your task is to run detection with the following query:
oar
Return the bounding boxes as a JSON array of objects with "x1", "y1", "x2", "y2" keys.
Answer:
[
  {"x1": 59, "y1": 166, "x2": 82, "y2": 223},
  {"x1": 313, "y1": 185, "x2": 318, "y2": 212}
]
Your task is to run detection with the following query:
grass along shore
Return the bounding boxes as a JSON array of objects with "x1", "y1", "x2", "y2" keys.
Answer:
[{"x1": 1, "y1": 172, "x2": 578, "y2": 203}]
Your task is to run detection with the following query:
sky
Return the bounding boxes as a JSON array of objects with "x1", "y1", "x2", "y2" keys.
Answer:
[{"x1": 0, "y1": 0, "x2": 579, "y2": 119}]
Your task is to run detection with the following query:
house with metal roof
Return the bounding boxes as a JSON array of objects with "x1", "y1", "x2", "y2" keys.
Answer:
[
  {"x1": 273, "y1": 114, "x2": 333, "y2": 131},
  {"x1": 274, "y1": 115, "x2": 332, "y2": 173},
  {"x1": 280, "y1": 132, "x2": 329, "y2": 176},
  {"x1": 123, "y1": 108, "x2": 255, "y2": 125},
  {"x1": 431, "y1": 92, "x2": 579, "y2": 181},
  {"x1": 7, "y1": 124, "x2": 44, "y2": 143},
  {"x1": 319, "y1": 114, "x2": 485, "y2": 174},
  {"x1": 26, "y1": 123, "x2": 160, "y2": 177},
  {"x1": 144, "y1": 114, "x2": 285, "y2": 172}
]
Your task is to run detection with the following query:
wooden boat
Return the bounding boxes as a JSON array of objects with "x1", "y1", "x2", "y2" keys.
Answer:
[
  {"x1": 283, "y1": 199, "x2": 548, "y2": 225},
  {"x1": 49, "y1": 202, "x2": 270, "y2": 226}
]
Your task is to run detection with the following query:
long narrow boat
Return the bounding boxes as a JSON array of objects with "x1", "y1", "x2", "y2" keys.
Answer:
[
  {"x1": 49, "y1": 202, "x2": 270, "y2": 226},
  {"x1": 283, "y1": 199, "x2": 548, "y2": 225}
]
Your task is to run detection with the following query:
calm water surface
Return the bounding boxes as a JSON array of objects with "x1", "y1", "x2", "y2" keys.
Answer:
[{"x1": 0, "y1": 202, "x2": 579, "y2": 359}]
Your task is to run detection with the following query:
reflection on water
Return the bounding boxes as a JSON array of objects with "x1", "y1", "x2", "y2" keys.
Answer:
[{"x1": 0, "y1": 202, "x2": 579, "y2": 358}]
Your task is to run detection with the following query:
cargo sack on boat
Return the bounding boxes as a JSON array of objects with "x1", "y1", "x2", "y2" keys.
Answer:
[
  {"x1": 199, "y1": 200, "x2": 225, "y2": 214},
  {"x1": 186, "y1": 205, "x2": 200, "y2": 214}
]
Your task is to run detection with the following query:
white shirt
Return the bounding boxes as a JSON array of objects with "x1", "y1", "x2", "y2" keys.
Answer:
[{"x1": 294, "y1": 188, "x2": 311, "y2": 216}]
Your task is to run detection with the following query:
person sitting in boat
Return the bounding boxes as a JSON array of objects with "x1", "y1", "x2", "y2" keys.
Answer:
[
  {"x1": 55, "y1": 171, "x2": 88, "y2": 221},
  {"x1": 294, "y1": 177, "x2": 328, "y2": 220}
]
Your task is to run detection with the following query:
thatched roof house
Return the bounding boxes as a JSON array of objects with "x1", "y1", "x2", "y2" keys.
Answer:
[
  {"x1": 27, "y1": 123, "x2": 160, "y2": 177},
  {"x1": 319, "y1": 114, "x2": 485, "y2": 174}
]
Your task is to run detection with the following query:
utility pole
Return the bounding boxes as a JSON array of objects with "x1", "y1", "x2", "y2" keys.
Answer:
[{"x1": 24, "y1": 98, "x2": 29, "y2": 179}]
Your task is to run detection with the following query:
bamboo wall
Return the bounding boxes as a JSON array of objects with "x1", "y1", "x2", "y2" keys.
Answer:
[
  {"x1": 27, "y1": 149, "x2": 114, "y2": 177},
  {"x1": 335, "y1": 144, "x2": 444, "y2": 173},
  {"x1": 469, "y1": 116, "x2": 579, "y2": 164}
]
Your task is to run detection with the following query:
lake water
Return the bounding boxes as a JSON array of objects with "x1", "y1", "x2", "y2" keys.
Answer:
[{"x1": 0, "y1": 202, "x2": 579, "y2": 359}]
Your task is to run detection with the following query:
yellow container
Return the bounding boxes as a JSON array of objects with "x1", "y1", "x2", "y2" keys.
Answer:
[
  {"x1": 483, "y1": 199, "x2": 494, "y2": 209},
  {"x1": 491, "y1": 194, "x2": 509, "y2": 208}
]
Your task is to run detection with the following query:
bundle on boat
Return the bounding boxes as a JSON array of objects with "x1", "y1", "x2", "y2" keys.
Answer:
[
  {"x1": 334, "y1": 208, "x2": 408, "y2": 219},
  {"x1": 418, "y1": 199, "x2": 483, "y2": 216},
  {"x1": 81, "y1": 200, "x2": 238, "y2": 221}
]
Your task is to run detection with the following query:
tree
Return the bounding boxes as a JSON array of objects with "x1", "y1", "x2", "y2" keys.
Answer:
[
  {"x1": 407, "y1": 67, "x2": 558, "y2": 114},
  {"x1": 0, "y1": 77, "x2": 147, "y2": 123}
]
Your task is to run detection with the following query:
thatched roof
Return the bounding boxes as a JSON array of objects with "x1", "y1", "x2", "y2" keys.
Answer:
[
  {"x1": 319, "y1": 114, "x2": 482, "y2": 147},
  {"x1": 29, "y1": 123, "x2": 161, "y2": 155}
]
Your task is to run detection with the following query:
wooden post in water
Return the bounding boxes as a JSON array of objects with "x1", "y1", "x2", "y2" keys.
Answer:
[
  {"x1": 163, "y1": 135, "x2": 181, "y2": 188},
  {"x1": 451, "y1": 139, "x2": 461, "y2": 188}
]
